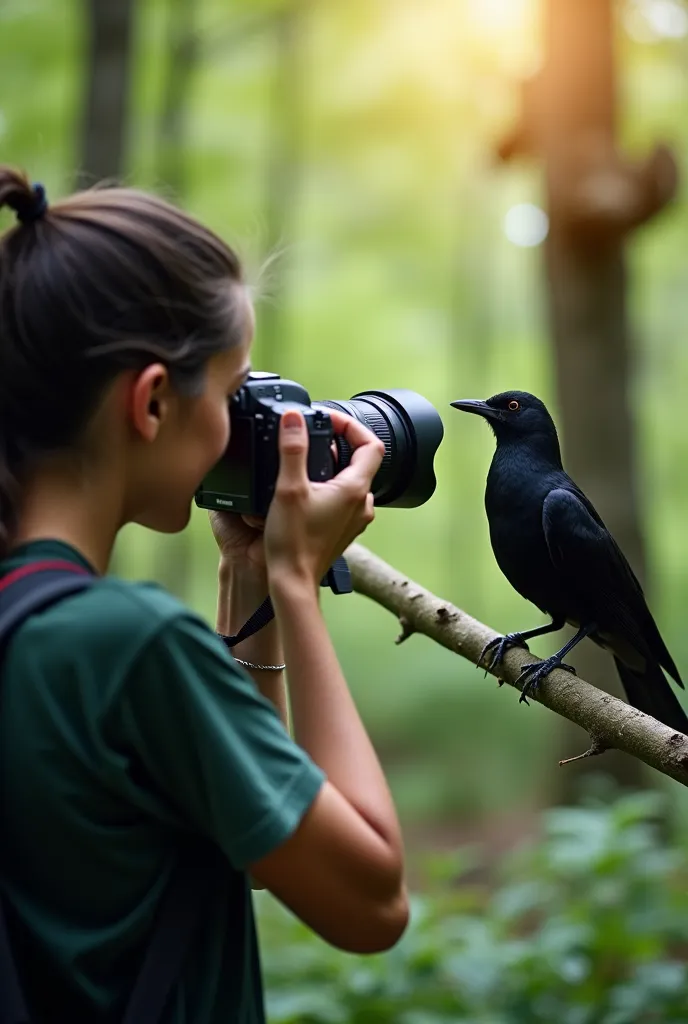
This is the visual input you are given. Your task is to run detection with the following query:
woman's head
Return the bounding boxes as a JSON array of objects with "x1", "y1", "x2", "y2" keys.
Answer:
[{"x1": 0, "y1": 166, "x2": 253, "y2": 556}]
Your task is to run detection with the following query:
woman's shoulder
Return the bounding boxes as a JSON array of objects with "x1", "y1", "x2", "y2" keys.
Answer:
[
  {"x1": 94, "y1": 575, "x2": 192, "y2": 623},
  {"x1": 55, "y1": 573, "x2": 203, "y2": 635},
  {"x1": 0, "y1": 541, "x2": 200, "y2": 645},
  {"x1": 18, "y1": 573, "x2": 213, "y2": 670},
  {"x1": 0, "y1": 541, "x2": 229, "y2": 693}
]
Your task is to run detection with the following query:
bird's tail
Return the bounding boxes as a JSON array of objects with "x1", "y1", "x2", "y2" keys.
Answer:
[{"x1": 614, "y1": 657, "x2": 688, "y2": 735}]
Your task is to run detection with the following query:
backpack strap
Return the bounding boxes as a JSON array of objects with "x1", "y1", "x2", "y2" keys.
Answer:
[
  {"x1": 0, "y1": 562, "x2": 93, "y2": 1024},
  {"x1": 0, "y1": 561, "x2": 93, "y2": 654},
  {"x1": 0, "y1": 562, "x2": 217, "y2": 1024},
  {"x1": 121, "y1": 842, "x2": 220, "y2": 1024}
]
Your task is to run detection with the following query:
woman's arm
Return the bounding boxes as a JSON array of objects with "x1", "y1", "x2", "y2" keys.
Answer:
[
  {"x1": 216, "y1": 559, "x2": 288, "y2": 729},
  {"x1": 247, "y1": 409, "x2": 409, "y2": 954},
  {"x1": 249, "y1": 575, "x2": 407, "y2": 953},
  {"x1": 272, "y1": 576, "x2": 402, "y2": 859},
  {"x1": 216, "y1": 558, "x2": 289, "y2": 893}
]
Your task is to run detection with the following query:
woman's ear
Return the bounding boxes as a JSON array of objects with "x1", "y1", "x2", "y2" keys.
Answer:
[{"x1": 128, "y1": 364, "x2": 173, "y2": 442}]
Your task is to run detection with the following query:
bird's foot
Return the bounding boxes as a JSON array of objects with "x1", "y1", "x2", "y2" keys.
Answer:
[
  {"x1": 478, "y1": 632, "x2": 530, "y2": 676},
  {"x1": 516, "y1": 656, "x2": 577, "y2": 705}
]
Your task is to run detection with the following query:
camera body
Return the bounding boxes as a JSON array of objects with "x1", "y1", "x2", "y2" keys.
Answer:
[
  {"x1": 195, "y1": 372, "x2": 334, "y2": 517},
  {"x1": 195, "y1": 370, "x2": 445, "y2": 518}
]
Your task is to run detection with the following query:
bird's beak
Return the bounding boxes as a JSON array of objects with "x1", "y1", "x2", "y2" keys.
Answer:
[{"x1": 450, "y1": 399, "x2": 500, "y2": 421}]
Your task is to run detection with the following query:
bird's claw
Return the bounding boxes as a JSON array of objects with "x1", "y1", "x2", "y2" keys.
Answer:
[
  {"x1": 516, "y1": 656, "x2": 577, "y2": 705},
  {"x1": 478, "y1": 632, "x2": 530, "y2": 675}
]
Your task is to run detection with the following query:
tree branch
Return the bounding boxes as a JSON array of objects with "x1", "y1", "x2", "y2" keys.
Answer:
[{"x1": 345, "y1": 543, "x2": 688, "y2": 787}]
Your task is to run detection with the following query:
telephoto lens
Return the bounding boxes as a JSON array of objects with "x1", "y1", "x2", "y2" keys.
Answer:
[{"x1": 315, "y1": 390, "x2": 444, "y2": 507}]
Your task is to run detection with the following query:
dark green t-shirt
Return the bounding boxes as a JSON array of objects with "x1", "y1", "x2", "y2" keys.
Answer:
[{"x1": 0, "y1": 540, "x2": 325, "y2": 1023}]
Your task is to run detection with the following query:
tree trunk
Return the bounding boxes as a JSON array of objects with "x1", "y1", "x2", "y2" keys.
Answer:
[
  {"x1": 157, "y1": 0, "x2": 198, "y2": 198},
  {"x1": 497, "y1": 0, "x2": 678, "y2": 799},
  {"x1": 546, "y1": 235, "x2": 648, "y2": 795},
  {"x1": 257, "y1": 3, "x2": 306, "y2": 372},
  {"x1": 75, "y1": 0, "x2": 135, "y2": 189}
]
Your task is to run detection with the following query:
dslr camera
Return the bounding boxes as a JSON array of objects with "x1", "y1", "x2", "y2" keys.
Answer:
[{"x1": 195, "y1": 371, "x2": 444, "y2": 518}]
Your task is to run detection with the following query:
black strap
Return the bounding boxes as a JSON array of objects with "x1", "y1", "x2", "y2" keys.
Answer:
[
  {"x1": 0, "y1": 568, "x2": 94, "y2": 1024},
  {"x1": 121, "y1": 843, "x2": 218, "y2": 1024},
  {"x1": 0, "y1": 913, "x2": 29, "y2": 1024},
  {"x1": 219, "y1": 555, "x2": 352, "y2": 648},
  {"x1": 219, "y1": 594, "x2": 276, "y2": 648},
  {"x1": 0, "y1": 566, "x2": 214, "y2": 1024}
]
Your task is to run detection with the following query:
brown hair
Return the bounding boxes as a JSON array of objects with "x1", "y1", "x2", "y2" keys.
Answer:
[{"x1": 0, "y1": 166, "x2": 247, "y2": 557}]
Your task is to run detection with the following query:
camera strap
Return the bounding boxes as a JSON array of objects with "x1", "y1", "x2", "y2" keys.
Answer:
[{"x1": 219, "y1": 555, "x2": 352, "y2": 648}]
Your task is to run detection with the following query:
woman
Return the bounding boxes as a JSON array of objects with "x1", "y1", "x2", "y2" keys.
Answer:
[{"x1": 0, "y1": 167, "x2": 408, "y2": 1022}]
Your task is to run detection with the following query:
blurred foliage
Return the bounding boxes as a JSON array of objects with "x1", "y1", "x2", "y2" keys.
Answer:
[
  {"x1": 256, "y1": 791, "x2": 688, "y2": 1022},
  {"x1": 3, "y1": 0, "x2": 688, "y2": 825}
]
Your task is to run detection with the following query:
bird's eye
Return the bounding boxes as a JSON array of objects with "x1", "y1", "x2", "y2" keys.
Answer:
[{"x1": 508, "y1": 400, "x2": 520, "y2": 412}]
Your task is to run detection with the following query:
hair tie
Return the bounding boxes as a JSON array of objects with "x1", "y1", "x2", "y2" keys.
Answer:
[{"x1": 15, "y1": 183, "x2": 48, "y2": 225}]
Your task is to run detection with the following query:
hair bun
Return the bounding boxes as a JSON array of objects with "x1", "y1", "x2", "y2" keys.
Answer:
[{"x1": 0, "y1": 167, "x2": 48, "y2": 225}]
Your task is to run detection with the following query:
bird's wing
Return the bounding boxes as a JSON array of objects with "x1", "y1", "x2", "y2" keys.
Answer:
[
  {"x1": 542, "y1": 488, "x2": 682, "y2": 687},
  {"x1": 569, "y1": 485, "x2": 652, "y2": 598}
]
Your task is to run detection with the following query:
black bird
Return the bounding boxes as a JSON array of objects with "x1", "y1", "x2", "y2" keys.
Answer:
[{"x1": 451, "y1": 390, "x2": 688, "y2": 734}]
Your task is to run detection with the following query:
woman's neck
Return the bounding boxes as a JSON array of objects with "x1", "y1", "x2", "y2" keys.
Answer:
[{"x1": 14, "y1": 466, "x2": 124, "y2": 575}]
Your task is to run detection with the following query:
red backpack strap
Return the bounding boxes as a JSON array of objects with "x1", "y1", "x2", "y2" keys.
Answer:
[
  {"x1": 0, "y1": 559, "x2": 95, "y2": 1024},
  {"x1": 0, "y1": 561, "x2": 90, "y2": 597},
  {"x1": 0, "y1": 560, "x2": 95, "y2": 655}
]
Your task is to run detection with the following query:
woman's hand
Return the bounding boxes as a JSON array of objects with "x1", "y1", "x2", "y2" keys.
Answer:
[
  {"x1": 264, "y1": 408, "x2": 384, "y2": 590},
  {"x1": 209, "y1": 510, "x2": 267, "y2": 575}
]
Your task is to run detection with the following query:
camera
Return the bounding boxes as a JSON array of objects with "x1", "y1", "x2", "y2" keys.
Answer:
[{"x1": 194, "y1": 371, "x2": 444, "y2": 518}]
